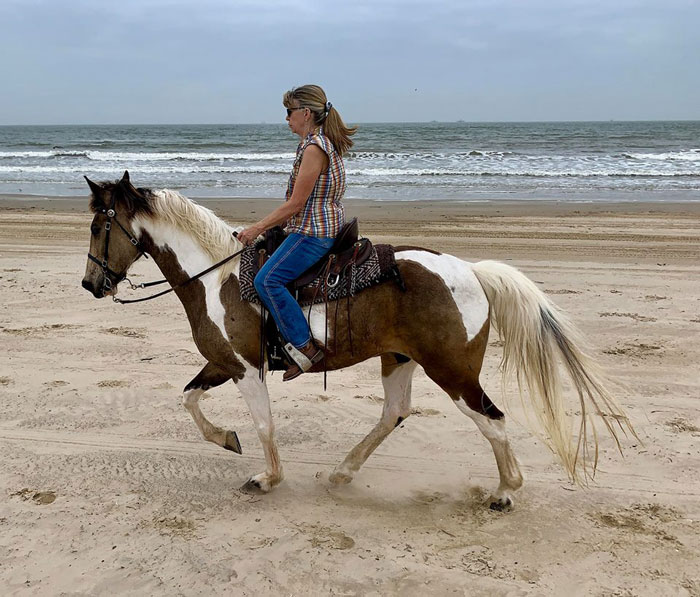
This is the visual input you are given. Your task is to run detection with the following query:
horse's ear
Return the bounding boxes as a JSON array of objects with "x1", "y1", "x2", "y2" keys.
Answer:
[
  {"x1": 119, "y1": 170, "x2": 138, "y2": 196},
  {"x1": 85, "y1": 176, "x2": 105, "y2": 211},
  {"x1": 119, "y1": 170, "x2": 138, "y2": 194},
  {"x1": 84, "y1": 175, "x2": 102, "y2": 196},
  {"x1": 116, "y1": 170, "x2": 152, "y2": 215}
]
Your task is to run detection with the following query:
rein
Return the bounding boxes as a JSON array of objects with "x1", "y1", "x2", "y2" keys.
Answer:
[
  {"x1": 88, "y1": 201, "x2": 244, "y2": 305},
  {"x1": 112, "y1": 249, "x2": 244, "y2": 304}
]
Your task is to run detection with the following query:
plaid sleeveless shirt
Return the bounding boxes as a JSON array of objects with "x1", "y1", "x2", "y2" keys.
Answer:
[{"x1": 285, "y1": 130, "x2": 346, "y2": 238}]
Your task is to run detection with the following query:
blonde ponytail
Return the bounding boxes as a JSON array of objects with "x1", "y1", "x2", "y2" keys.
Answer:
[{"x1": 283, "y1": 85, "x2": 357, "y2": 156}]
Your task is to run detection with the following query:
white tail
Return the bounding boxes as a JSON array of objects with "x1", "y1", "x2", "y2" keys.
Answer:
[{"x1": 471, "y1": 260, "x2": 635, "y2": 482}]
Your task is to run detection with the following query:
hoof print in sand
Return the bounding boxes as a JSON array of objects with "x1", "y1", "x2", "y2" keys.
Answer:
[
  {"x1": 599, "y1": 312, "x2": 657, "y2": 322},
  {"x1": 591, "y1": 503, "x2": 683, "y2": 544},
  {"x1": 665, "y1": 417, "x2": 700, "y2": 434},
  {"x1": 301, "y1": 524, "x2": 355, "y2": 551},
  {"x1": 604, "y1": 342, "x2": 664, "y2": 358},
  {"x1": 97, "y1": 379, "x2": 130, "y2": 388},
  {"x1": 12, "y1": 488, "x2": 57, "y2": 505},
  {"x1": 104, "y1": 327, "x2": 146, "y2": 339}
]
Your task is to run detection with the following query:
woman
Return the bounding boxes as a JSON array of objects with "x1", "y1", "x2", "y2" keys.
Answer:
[{"x1": 238, "y1": 85, "x2": 356, "y2": 381}]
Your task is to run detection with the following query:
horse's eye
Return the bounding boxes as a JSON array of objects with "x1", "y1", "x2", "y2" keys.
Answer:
[{"x1": 91, "y1": 224, "x2": 100, "y2": 236}]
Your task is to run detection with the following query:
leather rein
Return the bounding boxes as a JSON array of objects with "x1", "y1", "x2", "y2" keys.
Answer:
[{"x1": 87, "y1": 201, "x2": 244, "y2": 304}]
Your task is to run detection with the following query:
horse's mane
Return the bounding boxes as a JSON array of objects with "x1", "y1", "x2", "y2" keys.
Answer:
[{"x1": 147, "y1": 189, "x2": 243, "y2": 283}]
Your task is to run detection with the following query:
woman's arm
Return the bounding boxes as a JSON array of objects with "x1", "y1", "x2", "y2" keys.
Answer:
[{"x1": 237, "y1": 144, "x2": 328, "y2": 245}]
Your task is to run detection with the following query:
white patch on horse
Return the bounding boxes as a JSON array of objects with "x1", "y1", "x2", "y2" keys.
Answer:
[
  {"x1": 133, "y1": 217, "x2": 229, "y2": 339},
  {"x1": 396, "y1": 250, "x2": 489, "y2": 342},
  {"x1": 306, "y1": 303, "x2": 332, "y2": 346}
]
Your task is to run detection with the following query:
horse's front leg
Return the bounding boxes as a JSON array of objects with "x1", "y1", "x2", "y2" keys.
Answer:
[
  {"x1": 183, "y1": 362, "x2": 241, "y2": 453},
  {"x1": 235, "y1": 368, "x2": 283, "y2": 493}
]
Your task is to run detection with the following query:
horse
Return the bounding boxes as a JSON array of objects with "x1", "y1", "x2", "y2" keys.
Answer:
[{"x1": 81, "y1": 172, "x2": 633, "y2": 510}]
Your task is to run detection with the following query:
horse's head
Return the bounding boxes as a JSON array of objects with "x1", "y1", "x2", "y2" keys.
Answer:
[{"x1": 81, "y1": 171, "x2": 154, "y2": 298}]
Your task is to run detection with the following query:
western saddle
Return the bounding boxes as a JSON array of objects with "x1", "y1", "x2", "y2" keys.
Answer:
[{"x1": 250, "y1": 217, "x2": 373, "y2": 292}]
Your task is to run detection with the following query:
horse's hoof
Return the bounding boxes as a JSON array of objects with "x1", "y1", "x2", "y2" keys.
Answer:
[
  {"x1": 489, "y1": 497, "x2": 513, "y2": 512},
  {"x1": 240, "y1": 477, "x2": 267, "y2": 494},
  {"x1": 223, "y1": 430, "x2": 242, "y2": 454},
  {"x1": 329, "y1": 470, "x2": 353, "y2": 485}
]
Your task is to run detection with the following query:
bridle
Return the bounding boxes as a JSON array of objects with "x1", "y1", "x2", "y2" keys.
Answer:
[
  {"x1": 87, "y1": 194, "x2": 150, "y2": 299},
  {"x1": 87, "y1": 197, "x2": 245, "y2": 304}
]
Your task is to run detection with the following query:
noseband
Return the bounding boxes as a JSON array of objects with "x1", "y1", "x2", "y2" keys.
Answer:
[{"x1": 87, "y1": 198, "x2": 148, "y2": 297}]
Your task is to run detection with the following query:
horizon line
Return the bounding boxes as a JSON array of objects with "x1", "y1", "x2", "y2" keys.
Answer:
[{"x1": 2, "y1": 118, "x2": 700, "y2": 127}]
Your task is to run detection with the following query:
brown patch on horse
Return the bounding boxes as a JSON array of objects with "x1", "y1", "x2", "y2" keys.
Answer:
[
  {"x1": 138, "y1": 231, "x2": 250, "y2": 381},
  {"x1": 299, "y1": 260, "x2": 489, "y2": 396},
  {"x1": 391, "y1": 261, "x2": 489, "y2": 389},
  {"x1": 220, "y1": 276, "x2": 271, "y2": 369},
  {"x1": 184, "y1": 362, "x2": 231, "y2": 392},
  {"x1": 451, "y1": 319, "x2": 504, "y2": 419},
  {"x1": 390, "y1": 353, "x2": 411, "y2": 364}
]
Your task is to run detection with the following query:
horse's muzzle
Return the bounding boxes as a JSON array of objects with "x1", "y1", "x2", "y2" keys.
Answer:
[{"x1": 82, "y1": 278, "x2": 105, "y2": 298}]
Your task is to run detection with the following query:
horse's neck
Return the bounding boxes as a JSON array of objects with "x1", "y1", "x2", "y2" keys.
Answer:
[
  {"x1": 135, "y1": 216, "x2": 246, "y2": 345},
  {"x1": 136, "y1": 217, "x2": 238, "y2": 288}
]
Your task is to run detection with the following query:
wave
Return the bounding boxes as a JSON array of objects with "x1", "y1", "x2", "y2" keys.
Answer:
[
  {"x1": 348, "y1": 150, "x2": 515, "y2": 160},
  {"x1": 2, "y1": 148, "x2": 698, "y2": 167},
  {"x1": 2, "y1": 164, "x2": 698, "y2": 178},
  {"x1": 0, "y1": 164, "x2": 292, "y2": 175},
  {"x1": 0, "y1": 150, "x2": 295, "y2": 162},
  {"x1": 623, "y1": 150, "x2": 700, "y2": 162},
  {"x1": 0, "y1": 151, "x2": 54, "y2": 159},
  {"x1": 52, "y1": 150, "x2": 90, "y2": 158},
  {"x1": 83, "y1": 151, "x2": 296, "y2": 162}
]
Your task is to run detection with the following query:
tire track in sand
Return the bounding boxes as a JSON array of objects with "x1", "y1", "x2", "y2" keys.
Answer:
[{"x1": 1, "y1": 426, "x2": 698, "y2": 499}]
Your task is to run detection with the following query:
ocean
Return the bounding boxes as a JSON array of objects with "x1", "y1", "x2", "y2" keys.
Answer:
[{"x1": 0, "y1": 121, "x2": 698, "y2": 202}]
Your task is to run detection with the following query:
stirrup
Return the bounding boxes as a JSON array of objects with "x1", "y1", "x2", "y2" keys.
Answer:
[{"x1": 283, "y1": 341, "x2": 324, "y2": 382}]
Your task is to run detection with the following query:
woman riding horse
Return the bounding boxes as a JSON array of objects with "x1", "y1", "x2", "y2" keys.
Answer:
[{"x1": 237, "y1": 85, "x2": 357, "y2": 381}]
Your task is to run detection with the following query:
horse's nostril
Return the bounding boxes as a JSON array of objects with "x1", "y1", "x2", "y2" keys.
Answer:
[{"x1": 81, "y1": 279, "x2": 94, "y2": 293}]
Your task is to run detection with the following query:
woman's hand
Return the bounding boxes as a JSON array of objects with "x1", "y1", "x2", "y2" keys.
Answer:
[{"x1": 237, "y1": 223, "x2": 265, "y2": 246}]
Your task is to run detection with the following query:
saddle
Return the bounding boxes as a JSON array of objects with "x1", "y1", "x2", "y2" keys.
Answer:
[
  {"x1": 238, "y1": 218, "x2": 405, "y2": 382},
  {"x1": 249, "y1": 218, "x2": 373, "y2": 295}
]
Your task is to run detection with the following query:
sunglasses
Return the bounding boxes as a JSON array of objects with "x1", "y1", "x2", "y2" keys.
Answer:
[{"x1": 286, "y1": 107, "x2": 306, "y2": 117}]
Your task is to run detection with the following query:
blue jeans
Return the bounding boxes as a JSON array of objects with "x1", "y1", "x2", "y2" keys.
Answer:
[{"x1": 254, "y1": 233, "x2": 335, "y2": 348}]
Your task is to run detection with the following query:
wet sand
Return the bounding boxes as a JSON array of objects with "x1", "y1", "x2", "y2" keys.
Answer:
[{"x1": 1, "y1": 196, "x2": 699, "y2": 595}]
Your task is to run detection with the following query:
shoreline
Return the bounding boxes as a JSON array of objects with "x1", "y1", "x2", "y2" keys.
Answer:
[
  {"x1": 2, "y1": 193, "x2": 699, "y2": 265},
  {"x1": 2, "y1": 194, "x2": 700, "y2": 220}
]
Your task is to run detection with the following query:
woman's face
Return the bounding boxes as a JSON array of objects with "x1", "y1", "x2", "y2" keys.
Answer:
[{"x1": 286, "y1": 102, "x2": 309, "y2": 138}]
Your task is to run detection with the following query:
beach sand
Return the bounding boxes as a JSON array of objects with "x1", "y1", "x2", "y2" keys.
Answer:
[{"x1": 1, "y1": 197, "x2": 699, "y2": 595}]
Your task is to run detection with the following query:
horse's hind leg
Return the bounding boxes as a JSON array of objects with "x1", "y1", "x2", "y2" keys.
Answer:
[
  {"x1": 183, "y1": 362, "x2": 241, "y2": 454},
  {"x1": 454, "y1": 386, "x2": 523, "y2": 510},
  {"x1": 330, "y1": 354, "x2": 417, "y2": 485}
]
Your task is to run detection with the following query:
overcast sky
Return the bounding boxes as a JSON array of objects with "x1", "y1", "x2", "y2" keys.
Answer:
[{"x1": 1, "y1": 0, "x2": 698, "y2": 124}]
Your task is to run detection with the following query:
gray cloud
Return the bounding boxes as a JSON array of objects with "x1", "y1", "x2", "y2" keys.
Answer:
[{"x1": 1, "y1": 0, "x2": 698, "y2": 123}]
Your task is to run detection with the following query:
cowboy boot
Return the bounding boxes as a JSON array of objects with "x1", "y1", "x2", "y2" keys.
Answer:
[{"x1": 283, "y1": 340, "x2": 324, "y2": 382}]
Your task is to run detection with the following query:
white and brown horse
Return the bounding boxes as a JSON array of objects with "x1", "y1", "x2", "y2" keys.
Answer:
[{"x1": 81, "y1": 172, "x2": 633, "y2": 509}]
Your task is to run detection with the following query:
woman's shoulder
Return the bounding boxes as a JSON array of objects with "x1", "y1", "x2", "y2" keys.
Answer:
[{"x1": 303, "y1": 131, "x2": 335, "y2": 154}]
